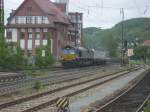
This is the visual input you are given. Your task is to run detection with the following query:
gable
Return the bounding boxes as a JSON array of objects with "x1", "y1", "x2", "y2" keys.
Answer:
[{"x1": 14, "y1": 0, "x2": 45, "y2": 16}]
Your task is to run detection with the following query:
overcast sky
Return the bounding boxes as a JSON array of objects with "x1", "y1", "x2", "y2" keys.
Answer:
[{"x1": 4, "y1": 0, "x2": 150, "y2": 28}]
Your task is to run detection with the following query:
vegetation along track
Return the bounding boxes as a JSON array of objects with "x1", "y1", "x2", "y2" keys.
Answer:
[
  {"x1": 95, "y1": 68, "x2": 150, "y2": 112},
  {"x1": 0, "y1": 67, "x2": 141, "y2": 112}
]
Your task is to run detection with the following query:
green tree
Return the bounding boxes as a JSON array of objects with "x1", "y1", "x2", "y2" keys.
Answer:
[
  {"x1": 97, "y1": 30, "x2": 118, "y2": 57},
  {"x1": 134, "y1": 46, "x2": 150, "y2": 63},
  {"x1": 0, "y1": 37, "x2": 9, "y2": 69}
]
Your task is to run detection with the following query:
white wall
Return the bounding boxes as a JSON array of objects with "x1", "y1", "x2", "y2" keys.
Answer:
[{"x1": 12, "y1": 29, "x2": 17, "y2": 42}]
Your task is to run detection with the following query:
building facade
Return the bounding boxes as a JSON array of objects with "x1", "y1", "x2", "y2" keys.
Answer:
[
  {"x1": 6, "y1": 0, "x2": 83, "y2": 60},
  {"x1": 143, "y1": 40, "x2": 150, "y2": 46},
  {"x1": 68, "y1": 12, "x2": 83, "y2": 46},
  {"x1": 6, "y1": 0, "x2": 71, "y2": 60},
  {"x1": 54, "y1": 0, "x2": 83, "y2": 46}
]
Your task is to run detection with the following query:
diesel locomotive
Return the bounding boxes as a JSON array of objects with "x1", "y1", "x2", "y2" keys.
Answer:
[{"x1": 60, "y1": 45, "x2": 106, "y2": 67}]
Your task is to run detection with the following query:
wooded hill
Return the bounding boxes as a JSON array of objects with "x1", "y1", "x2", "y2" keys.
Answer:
[{"x1": 83, "y1": 18, "x2": 150, "y2": 57}]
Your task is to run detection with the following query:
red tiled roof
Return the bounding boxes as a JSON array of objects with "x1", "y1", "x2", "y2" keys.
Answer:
[
  {"x1": 10, "y1": 0, "x2": 70, "y2": 24},
  {"x1": 33, "y1": 0, "x2": 70, "y2": 24},
  {"x1": 143, "y1": 40, "x2": 150, "y2": 46}
]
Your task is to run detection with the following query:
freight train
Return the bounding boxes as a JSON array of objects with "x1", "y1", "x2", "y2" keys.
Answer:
[{"x1": 60, "y1": 45, "x2": 106, "y2": 67}]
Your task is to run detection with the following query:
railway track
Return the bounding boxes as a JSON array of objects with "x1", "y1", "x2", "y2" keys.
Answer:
[
  {"x1": 0, "y1": 65, "x2": 94, "y2": 85},
  {"x1": 94, "y1": 68, "x2": 150, "y2": 112},
  {"x1": 0, "y1": 66, "x2": 94, "y2": 83},
  {"x1": 0, "y1": 66, "x2": 107, "y2": 94},
  {"x1": 0, "y1": 72, "x2": 27, "y2": 84},
  {"x1": 136, "y1": 94, "x2": 150, "y2": 112},
  {"x1": 0, "y1": 67, "x2": 141, "y2": 112}
]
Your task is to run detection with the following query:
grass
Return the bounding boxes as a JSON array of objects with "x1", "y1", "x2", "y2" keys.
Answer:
[
  {"x1": 129, "y1": 60, "x2": 145, "y2": 65},
  {"x1": 144, "y1": 100, "x2": 150, "y2": 112},
  {"x1": 23, "y1": 70, "x2": 49, "y2": 77}
]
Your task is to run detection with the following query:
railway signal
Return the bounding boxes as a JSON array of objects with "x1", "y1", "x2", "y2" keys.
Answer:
[{"x1": 56, "y1": 97, "x2": 70, "y2": 112}]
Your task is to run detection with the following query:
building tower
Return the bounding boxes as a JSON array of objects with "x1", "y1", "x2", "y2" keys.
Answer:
[
  {"x1": 55, "y1": 0, "x2": 69, "y2": 14},
  {"x1": 0, "y1": 0, "x2": 4, "y2": 37}
]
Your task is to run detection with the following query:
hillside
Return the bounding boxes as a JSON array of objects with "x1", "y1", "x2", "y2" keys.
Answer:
[{"x1": 83, "y1": 18, "x2": 150, "y2": 57}]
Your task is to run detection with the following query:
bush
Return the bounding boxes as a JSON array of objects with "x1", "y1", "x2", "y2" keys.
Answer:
[
  {"x1": 35, "y1": 46, "x2": 55, "y2": 68},
  {"x1": 34, "y1": 81, "x2": 42, "y2": 90},
  {"x1": 0, "y1": 38, "x2": 25, "y2": 70}
]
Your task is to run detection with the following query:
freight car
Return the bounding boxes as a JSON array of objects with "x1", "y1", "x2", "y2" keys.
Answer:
[{"x1": 60, "y1": 45, "x2": 106, "y2": 67}]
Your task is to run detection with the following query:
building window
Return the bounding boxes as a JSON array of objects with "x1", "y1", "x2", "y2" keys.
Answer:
[
  {"x1": 36, "y1": 33, "x2": 40, "y2": 40},
  {"x1": 28, "y1": 28, "x2": 32, "y2": 32},
  {"x1": 35, "y1": 16, "x2": 42, "y2": 24},
  {"x1": 12, "y1": 16, "x2": 49, "y2": 24},
  {"x1": 7, "y1": 28, "x2": 12, "y2": 32},
  {"x1": 35, "y1": 40, "x2": 40, "y2": 47},
  {"x1": 43, "y1": 28, "x2": 48, "y2": 32},
  {"x1": 15, "y1": 17, "x2": 19, "y2": 24},
  {"x1": 20, "y1": 32, "x2": 25, "y2": 39},
  {"x1": 42, "y1": 16, "x2": 49, "y2": 24},
  {"x1": 7, "y1": 32, "x2": 12, "y2": 39},
  {"x1": 18, "y1": 16, "x2": 26, "y2": 24},
  {"x1": 36, "y1": 28, "x2": 40, "y2": 32},
  {"x1": 78, "y1": 15, "x2": 81, "y2": 21},
  {"x1": 42, "y1": 16, "x2": 46, "y2": 24},
  {"x1": 32, "y1": 16, "x2": 35, "y2": 24},
  {"x1": 28, "y1": 33, "x2": 32, "y2": 39},
  {"x1": 43, "y1": 33, "x2": 48, "y2": 40},
  {"x1": 21, "y1": 29, "x2": 25, "y2": 32},
  {"x1": 26, "y1": 16, "x2": 32, "y2": 24}
]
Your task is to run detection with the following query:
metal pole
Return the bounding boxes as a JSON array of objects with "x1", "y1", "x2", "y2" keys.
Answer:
[
  {"x1": 0, "y1": 0, "x2": 4, "y2": 38},
  {"x1": 121, "y1": 8, "x2": 124, "y2": 65}
]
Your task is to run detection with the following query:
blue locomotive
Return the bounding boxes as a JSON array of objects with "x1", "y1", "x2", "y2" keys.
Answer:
[{"x1": 60, "y1": 45, "x2": 106, "y2": 67}]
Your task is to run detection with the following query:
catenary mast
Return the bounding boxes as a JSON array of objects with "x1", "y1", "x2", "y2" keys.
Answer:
[{"x1": 0, "y1": 0, "x2": 4, "y2": 38}]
